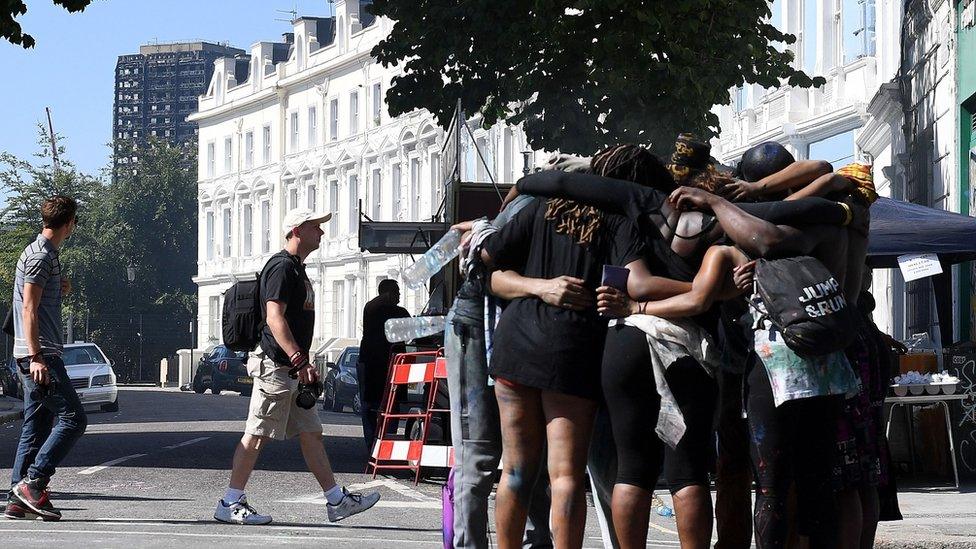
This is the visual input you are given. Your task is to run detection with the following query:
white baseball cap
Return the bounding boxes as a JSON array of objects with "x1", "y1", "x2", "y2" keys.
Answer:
[{"x1": 282, "y1": 207, "x2": 333, "y2": 237}]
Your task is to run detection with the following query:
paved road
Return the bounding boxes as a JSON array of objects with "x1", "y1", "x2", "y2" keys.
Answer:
[
  {"x1": 3, "y1": 388, "x2": 973, "y2": 548},
  {"x1": 0, "y1": 387, "x2": 683, "y2": 548}
]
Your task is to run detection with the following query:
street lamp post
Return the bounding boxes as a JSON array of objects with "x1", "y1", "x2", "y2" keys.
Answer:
[
  {"x1": 521, "y1": 150, "x2": 533, "y2": 177},
  {"x1": 125, "y1": 263, "x2": 142, "y2": 381}
]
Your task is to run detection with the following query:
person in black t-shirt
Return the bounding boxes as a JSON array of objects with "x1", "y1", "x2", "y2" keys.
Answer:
[
  {"x1": 480, "y1": 194, "x2": 650, "y2": 549},
  {"x1": 357, "y1": 279, "x2": 410, "y2": 450},
  {"x1": 215, "y1": 208, "x2": 380, "y2": 526}
]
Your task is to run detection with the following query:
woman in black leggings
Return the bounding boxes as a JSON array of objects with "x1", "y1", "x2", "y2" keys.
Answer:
[
  {"x1": 569, "y1": 144, "x2": 723, "y2": 549},
  {"x1": 602, "y1": 321, "x2": 719, "y2": 549}
]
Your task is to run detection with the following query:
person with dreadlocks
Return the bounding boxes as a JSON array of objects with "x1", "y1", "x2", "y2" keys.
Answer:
[
  {"x1": 491, "y1": 141, "x2": 740, "y2": 549},
  {"x1": 478, "y1": 154, "x2": 669, "y2": 548},
  {"x1": 584, "y1": 140, "x2": 724, "y2": 549}
]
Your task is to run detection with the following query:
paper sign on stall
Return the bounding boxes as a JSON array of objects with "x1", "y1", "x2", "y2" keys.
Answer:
[{"x1": 897, "y1": 253, "x2": 943, "y2": 282}]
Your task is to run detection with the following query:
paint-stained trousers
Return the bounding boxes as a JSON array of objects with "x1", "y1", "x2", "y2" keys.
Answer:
[{"x1": 445, "y1": 306, "x2": 552, "y2": 548}]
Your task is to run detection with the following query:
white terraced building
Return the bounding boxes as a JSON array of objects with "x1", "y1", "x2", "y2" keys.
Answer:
[
  {"x1": 188, "y1": 0, "x2": 539, "y2": 363},
  {"x1": 712, "y1": 0, "x2": 920, "y2": 342}
]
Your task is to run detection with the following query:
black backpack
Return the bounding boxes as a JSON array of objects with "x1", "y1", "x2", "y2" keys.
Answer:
[
  {"x1": 752, "y1": 256, "x2": 856, "y2": 356},
  {"x1": 222, "y1": 254, "x2": 292, "y2": 352}
]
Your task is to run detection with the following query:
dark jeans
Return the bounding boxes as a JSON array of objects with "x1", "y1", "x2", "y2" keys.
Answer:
[{"x1": 11, "y1": 355, "x2": 88, "y2": 486}]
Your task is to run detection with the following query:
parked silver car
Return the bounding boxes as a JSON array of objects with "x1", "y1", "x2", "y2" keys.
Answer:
[{"x1": 62, "y1": 343, "x2": 119, "y2": 412}]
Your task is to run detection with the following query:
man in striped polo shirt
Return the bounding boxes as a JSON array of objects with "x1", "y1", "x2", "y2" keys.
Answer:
[{"x1": 5, "y1": 196, "x2": 84, "y2": 521}]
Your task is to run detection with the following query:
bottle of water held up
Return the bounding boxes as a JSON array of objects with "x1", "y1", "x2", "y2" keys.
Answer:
[
  {"x1": 402, "y1": 229, "x2": 463, "y2": 289},
  {"x1": 384, "y1": 315, "x2": 448, "y2": 343}
]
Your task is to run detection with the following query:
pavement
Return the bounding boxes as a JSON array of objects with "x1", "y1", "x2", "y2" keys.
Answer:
[{"x1": 0, "y1": 387, "x2": 970, "y2": 547}]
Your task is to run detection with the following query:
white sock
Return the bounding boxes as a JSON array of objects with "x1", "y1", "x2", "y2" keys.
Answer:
[
  {"x1": 223, "y1": 488, "x2": 245, "y2": 504},
  {"x1": 324, "y1": 485, "x2": 345, "y2": 505}
]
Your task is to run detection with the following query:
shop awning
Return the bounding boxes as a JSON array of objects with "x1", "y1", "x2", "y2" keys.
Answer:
[{"x1": 868, "y1": 197, "x2": 976, "y2": 268}]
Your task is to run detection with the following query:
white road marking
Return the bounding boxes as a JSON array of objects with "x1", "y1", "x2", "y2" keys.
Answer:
[
  {"x1": 281, "y1": 478, "x2": 437, "y2": 505},
  {"x1": 163, "y1": 436, "x2": 211, "y2": 449},
  {"x1": 276, "y1": 497, "x2": 442, "y2": 510},
  {"x1": 648, "y1": 521, "x2": 679, "y2": 535},
  {"x1": 77, "y1": 453, "x2": 147, "y2": 475},
  {"x1": 380, "y1": 478, "x2": 438, "y2": 501},
  {"x1": 0, "y1": 527, "x2": 440, "y2": 545},
  {"x1": 346, "y1": 479, "x2": 392, "y2": 491}
]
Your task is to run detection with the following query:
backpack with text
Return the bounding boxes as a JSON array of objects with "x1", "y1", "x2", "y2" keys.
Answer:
[
  {"x1": 222, "y1": 255, "x2": 289, "y2": 352},
  {"x1": 752, "y1": 256, "x2": 857, "y2": 356}
]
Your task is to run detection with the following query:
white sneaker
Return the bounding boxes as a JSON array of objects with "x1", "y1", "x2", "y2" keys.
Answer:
[
  {"x1": 326, "y1": 488, "x2": 381, "y2": 522},
  {"x1": 213, "y1": 495, "x2": 273, "y2": 525}
]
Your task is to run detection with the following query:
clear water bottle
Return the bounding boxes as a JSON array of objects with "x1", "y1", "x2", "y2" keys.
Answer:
[
  {"x1": 651, "y1": 493, "x2": 675, "y2": 518},
  {"x1": 384, "y1": 315, "x2": 448, "y2": 343},
  {"x1": 402, "y1": 229, "x2": 463, "y2": 289}
]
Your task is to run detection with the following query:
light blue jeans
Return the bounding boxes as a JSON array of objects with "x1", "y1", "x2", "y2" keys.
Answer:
[{"x1": 445, "y1": 308, "x2": 552, "y2": 548}]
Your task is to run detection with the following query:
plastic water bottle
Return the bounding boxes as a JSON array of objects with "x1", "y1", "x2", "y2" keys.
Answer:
[
  {"x1": 402, "y1": 229, "x2": 463, "y2": 289},
  {"x1": 384, "y1": 315, "x2": 448, "y2": 343},
  {"x1": 651, "y1": 493, "x2": 675, "y2": 518}
]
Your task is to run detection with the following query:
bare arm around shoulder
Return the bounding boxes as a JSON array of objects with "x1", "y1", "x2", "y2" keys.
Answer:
[
  {"x1": 785, "y1": 172, "x2": 852, "y2": 201},
  {"x1": 722, "y1": 160, "x2": 833, "y2": 201},
  {"x1": 670, "y1": 187, "x2": 819, "y2": 258}
]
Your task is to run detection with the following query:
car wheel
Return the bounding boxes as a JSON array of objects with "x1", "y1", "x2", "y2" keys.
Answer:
[
  {"x1": 101, "y1": 398, "x2": 119, "y2": 413},
  {"x1": 352, "y1": 392, "x2": 362, "y2": 414},
  {"x1": 211, "y1": 384, "x2": 221, "y2": 395},
  {"x1": 329, "y1": 388, "x2": 343, "y2": 412},
  {"x1": 193, "y1": 382, "x2": 206, "y2": 394}
]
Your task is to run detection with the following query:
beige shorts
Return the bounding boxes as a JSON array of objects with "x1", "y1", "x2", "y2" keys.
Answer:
[{"x1": 244, "y1": 355, "x2": 322, "y2": 441}]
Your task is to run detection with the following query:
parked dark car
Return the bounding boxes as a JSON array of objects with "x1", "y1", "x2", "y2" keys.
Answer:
[
  {"x1": 2, "y1": 358, "x2": 23, "y2": 400},
  {"x1": 192, "y1": 345, "x2": 252, "y2": 396},
  {"x1": 323, "y1": 346, "x2": 360, "y2": 413}
]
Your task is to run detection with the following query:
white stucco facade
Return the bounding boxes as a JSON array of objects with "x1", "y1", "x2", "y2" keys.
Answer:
[
  {"x1": 712, "y1": 0, "x2": 961, "y2": 342},
  {"x1": 189, "y1": 1, "x2": 538, "y2": 357}
]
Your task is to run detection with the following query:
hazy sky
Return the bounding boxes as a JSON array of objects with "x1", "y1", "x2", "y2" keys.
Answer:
[{"x1": 0, "y1": 0, "x2": 332, "y2": 178}]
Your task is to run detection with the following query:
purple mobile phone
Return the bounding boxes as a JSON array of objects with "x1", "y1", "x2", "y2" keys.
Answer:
[{"x1": 601, "y1": 265, "x2": 630, "y2": 292}]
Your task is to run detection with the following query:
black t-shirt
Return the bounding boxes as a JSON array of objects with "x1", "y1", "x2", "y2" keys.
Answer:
[
  {"x1": 359, "y1": 296, "x2": 410, "y2": 400},
  {"x1": 260, "y1": 251, "x2": 315, "y2": 365},
  {"x1": 483, "y1": 199, "x2": 645, "y2": 397}
]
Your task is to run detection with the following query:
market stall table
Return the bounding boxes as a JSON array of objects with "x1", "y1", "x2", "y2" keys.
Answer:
[{"x1": 885, "y1": 393, "x2": 966, "y2": 488}]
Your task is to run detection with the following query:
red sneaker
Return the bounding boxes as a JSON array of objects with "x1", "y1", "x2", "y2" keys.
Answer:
[{"x1": 12, "y1": 479, "x2": 61, "y2": 521}]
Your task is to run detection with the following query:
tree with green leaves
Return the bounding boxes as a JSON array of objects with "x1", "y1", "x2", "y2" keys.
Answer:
[
  {"x1": 0, "y1": 125, "x2": 101, "y2": 295},
  {"x1": 370, "y1": 0, "x2": 824, "y2": 156},
  {"x1": 1, "y1": 0, "x2": 92, "y2": 48},
  {"x1": 0, "y1": 132, "x2": 198, "y2": 381}
]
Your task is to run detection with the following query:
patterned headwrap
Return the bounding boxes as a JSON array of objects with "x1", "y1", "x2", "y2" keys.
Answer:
[
  {"x1": 836, "y1": 163, "x2": 877, "y2": 205},
  {"x1": 667, "y1": 133, "x2": 713, "y2": 182}
]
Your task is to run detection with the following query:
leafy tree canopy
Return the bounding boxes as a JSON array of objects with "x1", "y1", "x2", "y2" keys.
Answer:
[
  {"x1": 0, "y1": 133, "x2": 197, "y2": 378},
  {"x1": 1, "y1": 0, "x2": 92, "y2": 48},
  {"x1": 370, "y1": 0, "x2": 825, "y2": 156}
]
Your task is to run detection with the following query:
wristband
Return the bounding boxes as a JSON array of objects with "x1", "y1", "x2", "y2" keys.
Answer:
[{"x1": 289, "y1": 351, "x2": 309, "y2": 368}]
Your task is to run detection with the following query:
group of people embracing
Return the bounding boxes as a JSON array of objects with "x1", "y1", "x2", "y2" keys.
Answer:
[{"x1": 447, "y1": 135, "x2": 900, "y2": 549}]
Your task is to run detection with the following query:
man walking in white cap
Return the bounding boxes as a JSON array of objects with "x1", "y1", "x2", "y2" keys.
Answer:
[{"x1": 214, "y1": 208, "x2": 380, "y2": 525}]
